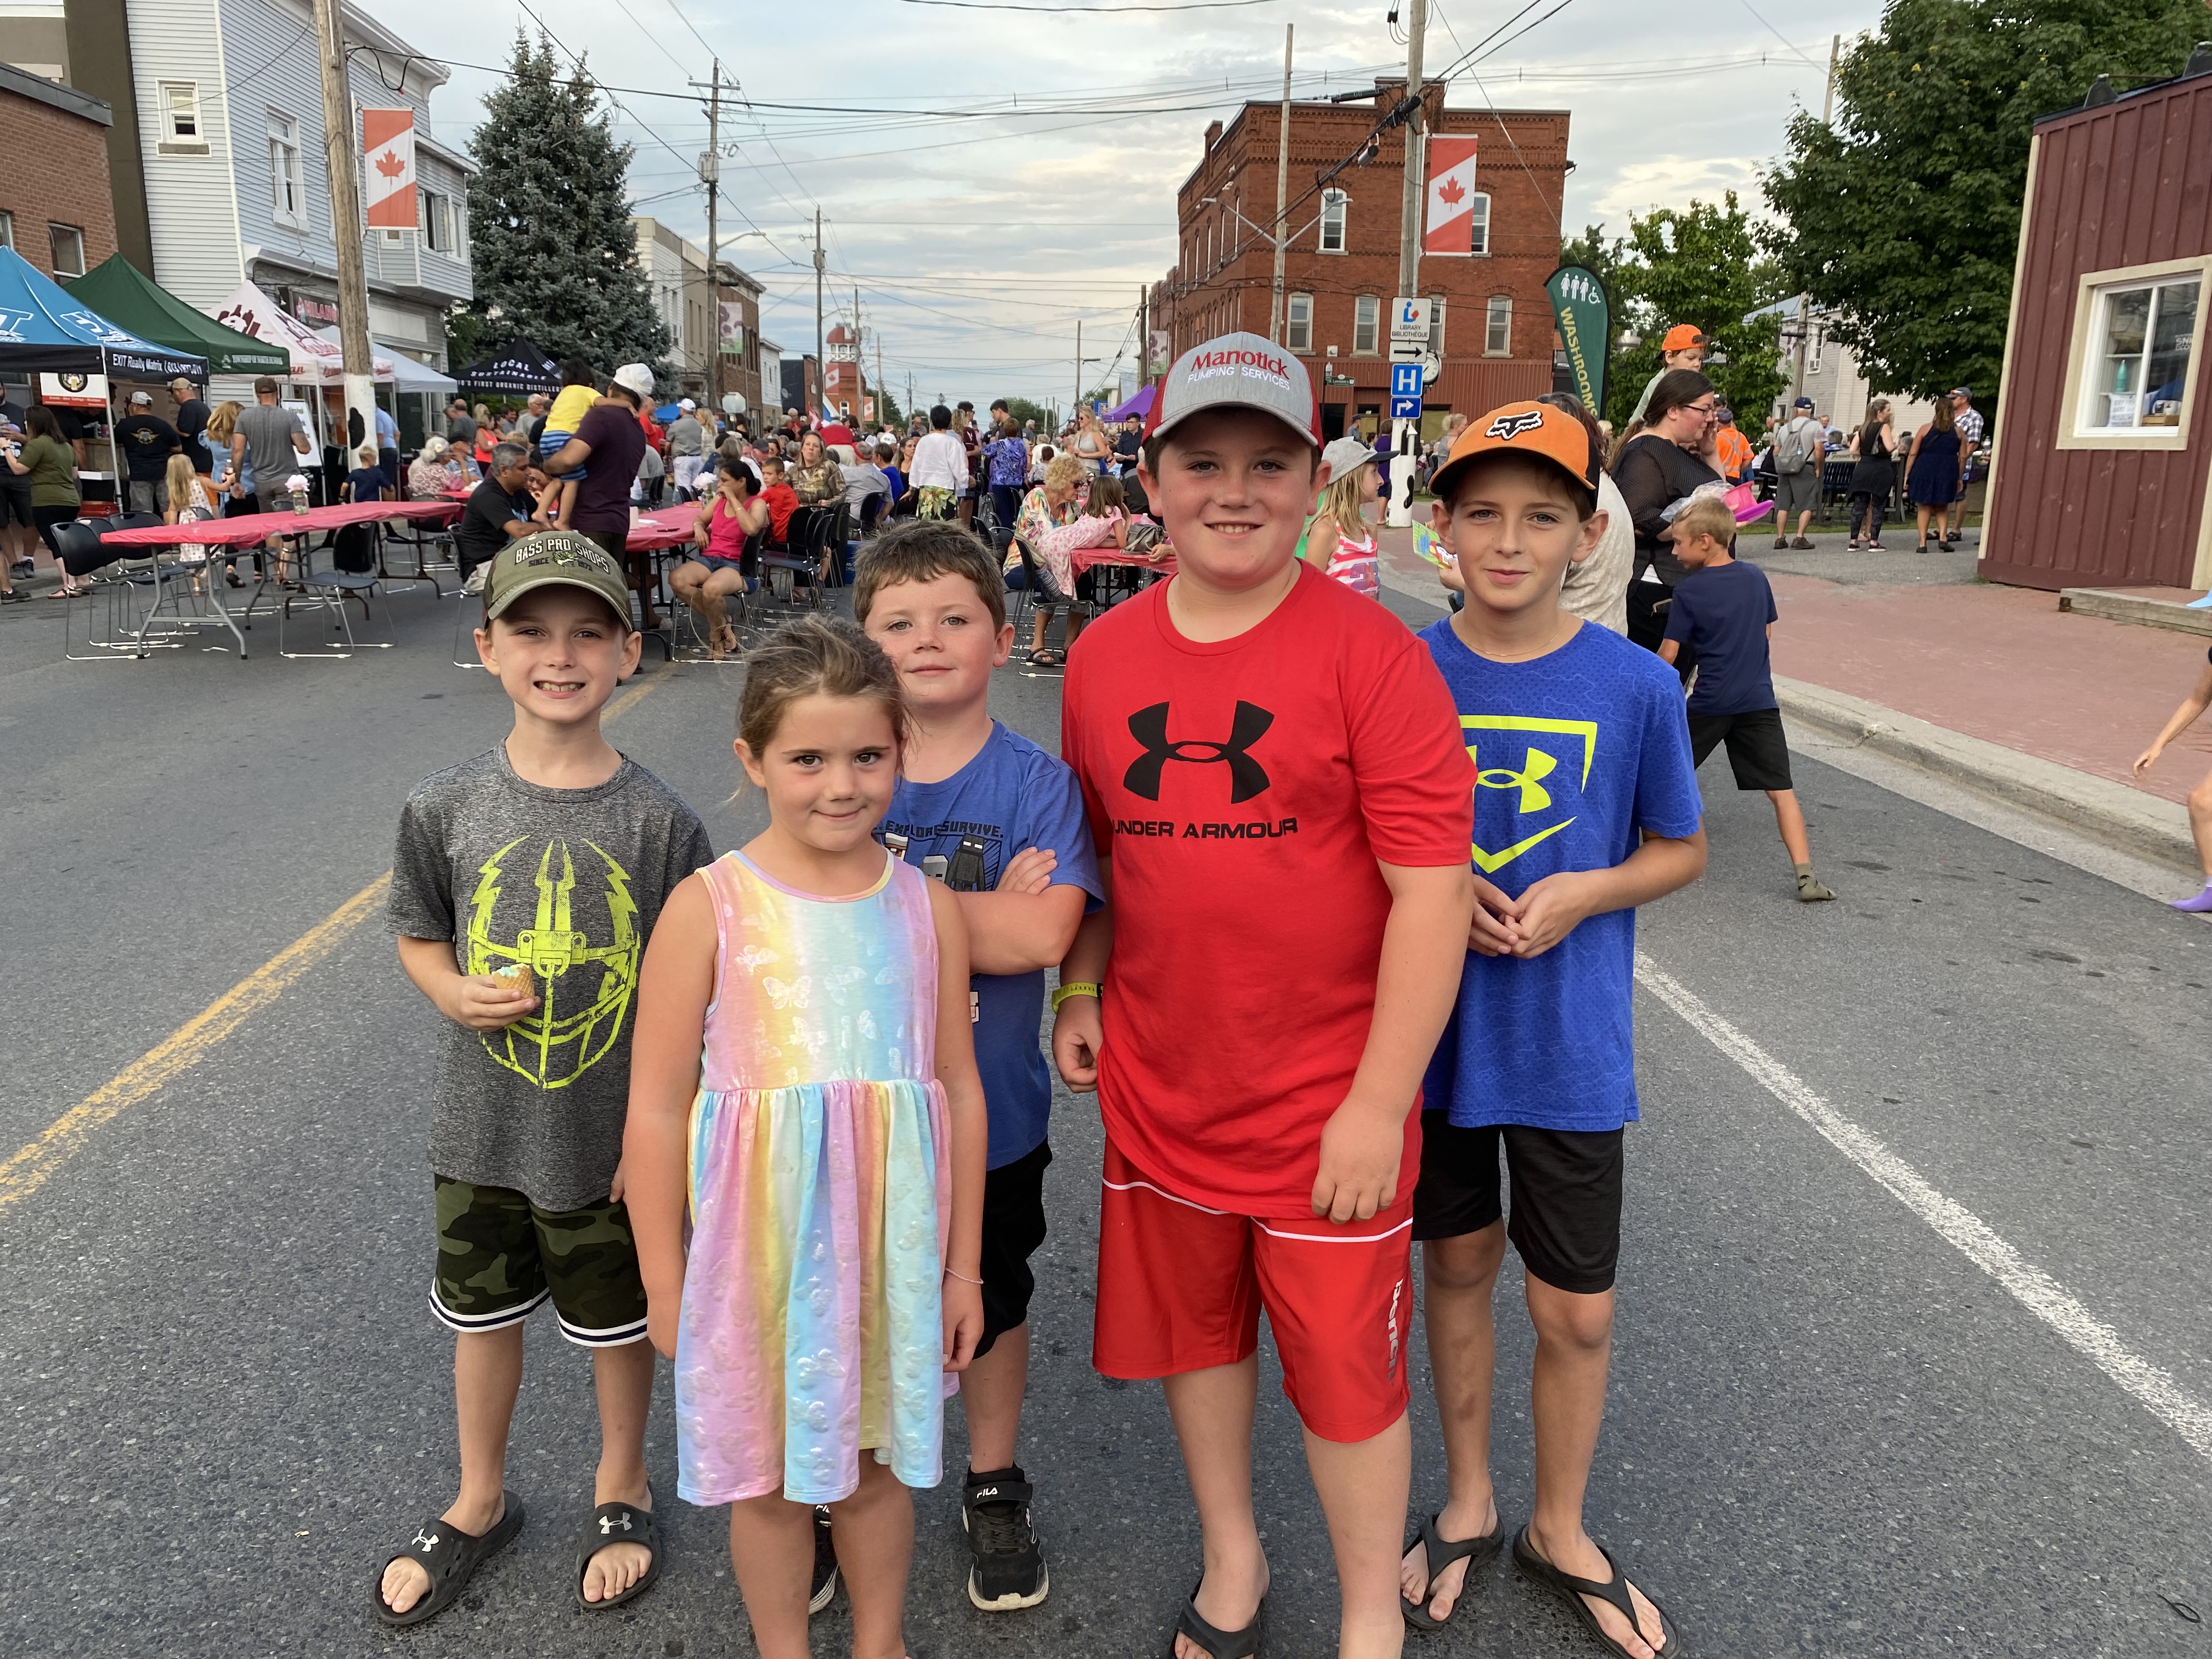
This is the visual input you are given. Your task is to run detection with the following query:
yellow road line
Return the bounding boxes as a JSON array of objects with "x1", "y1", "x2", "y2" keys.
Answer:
[{"x1": 0, "y1": 676, "x2": 669, "y2": 1211}]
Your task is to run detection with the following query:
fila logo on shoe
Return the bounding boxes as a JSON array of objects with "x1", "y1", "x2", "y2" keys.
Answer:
[
  {"x1": 1122, "y1": 701, "x2": 1275, "y2": 804},
  {"x1": 973, "y1": 1486, "x2": 1000, "y2": 1499}
]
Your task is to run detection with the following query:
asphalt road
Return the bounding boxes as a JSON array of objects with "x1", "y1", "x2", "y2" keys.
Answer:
[{"x1": 3, "y1": 570, "x2": 2208, "y2": 1658}]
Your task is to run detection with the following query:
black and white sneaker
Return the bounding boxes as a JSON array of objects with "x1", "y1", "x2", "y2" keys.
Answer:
[
  {"x1": 962, "y1": 1466, "x2": 1048, "y2": 1611},
  {"x1": 809, "y1": 1506, "x2": 838, "y2": 1615}
]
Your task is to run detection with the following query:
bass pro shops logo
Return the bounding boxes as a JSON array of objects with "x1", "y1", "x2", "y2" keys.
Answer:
[
  {"x1": 466, "y1": 836, "x2": 642, "y2": 1087},
  {"x1": 1122, "y1": 701, "x2": 1274, "y2": 803}
]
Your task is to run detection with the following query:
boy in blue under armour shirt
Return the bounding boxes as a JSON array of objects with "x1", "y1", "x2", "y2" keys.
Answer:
[
  {"x1": 1400, "y1": 403, "x2": 1706, "y2": 1659},
  {"x1": 854, "y1": 520, "x2": 1102, "y2": 1616}
]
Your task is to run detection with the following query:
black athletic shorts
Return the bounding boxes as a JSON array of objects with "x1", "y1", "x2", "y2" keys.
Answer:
[
  {"x1": 1688, "y1": 706, "x2": 1794, "y2": 792},
  {"x1": 0, "y1": 477, "x2": 33, "y2": 528},
  {"x1": 975, "y1": 1138, "x2": 1052, "y2": 1357},
  {"x1": 1410, "y1": 1115, "x2": 1624, "y2": 1295}
]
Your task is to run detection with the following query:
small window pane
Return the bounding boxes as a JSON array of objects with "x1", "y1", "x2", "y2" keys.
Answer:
[
  {"x1": 162, "y1": 83, "x2": 199, "y2": 139},
  {"x1": 0, "y1": 211, "x2": 13, "y2": 251},
  {"x1": 1427, "y1": 296, "x2": 1447, "y2": 356},
  {"x1": 2146, "y1": 280, "x2": 2198, "y2": 422},
  {"x1": 1469, "y1": 194, "x2": 1490, "y2": 256},
  {"x1": 1286, "y1": 292, "x2": 1313, "y2": 352},
  {"x1": 268, "y1": 114, "x2": 304, "y2": 224},
  {"x1": 1353, "y1": 295, "x2": 1379, "y2": 354},
  {"x1": 1320, "y1": 191, "x2": 1347, "y2": 254},
  {"x1": 1486, "y1": 295, "x2": 1511, "y2": 356},
  {"x1": 2085, "y1": 278, "x2": 2199, "y2": 430},
  {"x1": 48, "y1": 223, "x2": 84, "y2": 278}
]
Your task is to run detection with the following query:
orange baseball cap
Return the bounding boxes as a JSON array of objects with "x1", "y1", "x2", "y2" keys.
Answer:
[
  {"x1": 1429, "y1": 400, "x2": 1601, "y2": 502},
  {"x1": 1661, "y1": 324, "x2": 1708, "y2": 352}
]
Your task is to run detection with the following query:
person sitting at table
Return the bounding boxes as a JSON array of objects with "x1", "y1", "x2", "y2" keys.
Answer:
[
  {"x1": 407, "y1": 436, "x2": 452, "y2": 501},
  {"x1": 671, "y1": 454, "x2": 768, "y2": 660},
  {"x1": 1009, "y1": 451, "x2": 1119, "y2": 666},
  {"x1": 342, "y1": 442, "x2": 391, "y2": 507},
  {"x1": 454, "y1": 441, "x2": 552, "y2": 594},
  {"x1": 786, "y1": 430, "x2": 844, "y2": 575},
  {"x1": 757, "y1": 453, "x2": 800, "y2": 548}
]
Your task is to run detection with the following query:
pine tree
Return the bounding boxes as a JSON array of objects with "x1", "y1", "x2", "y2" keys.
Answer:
[{"x1": 462, "y1": 35, "x2": 671, "y2": 384}]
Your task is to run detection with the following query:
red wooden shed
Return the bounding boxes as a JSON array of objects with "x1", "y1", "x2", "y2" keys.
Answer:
[{"x1": 1982, "y1": 48, "x2": 2212, "y2": 591}]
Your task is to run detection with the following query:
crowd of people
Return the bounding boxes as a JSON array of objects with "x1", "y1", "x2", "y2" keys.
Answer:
[{"x1": 365, "y1": 326, "x2": 1881, "y2": 1659}]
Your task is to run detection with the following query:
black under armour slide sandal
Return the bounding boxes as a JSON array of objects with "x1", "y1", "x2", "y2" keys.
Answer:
[
  {"x1": 1169, "y1": 1578, "x2": 1265, "y2": 1658},
  {"x1": 1402, "y1": 1511, "x2": 1503, "y2": 1632},
  {"x1": 1511, "y1": 1525, "x2": 1681, "y2": 1657},
  {"x1": 371, "y1": 1490, "x2": 525, "y2": 1627},
  {"x1": 576, "y1": 1491, "x2": 662, "y2": 1611}
]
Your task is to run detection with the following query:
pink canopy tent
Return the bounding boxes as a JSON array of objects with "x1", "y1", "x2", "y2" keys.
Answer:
[{"x1": 206, "y1": 281, "x2": 393, "y2": 384}]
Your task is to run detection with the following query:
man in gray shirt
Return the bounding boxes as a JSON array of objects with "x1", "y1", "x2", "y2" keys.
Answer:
[
  {"x1": 229, "y1": 375, "x2": 313, "y2": 515},
  {"x1": 665, "y1": 399, "x2": 707, "y2": 498},
  {"x1": 447, "y1": 398, "x2": 478, "y2": 448}
]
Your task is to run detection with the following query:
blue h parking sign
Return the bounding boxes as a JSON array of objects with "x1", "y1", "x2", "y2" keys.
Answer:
[{"x1": 1389, "y1": 362, "x2": 1423, "y2": 421}]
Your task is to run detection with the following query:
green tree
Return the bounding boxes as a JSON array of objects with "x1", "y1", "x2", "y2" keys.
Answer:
[
  {"x1": 1762, "y1": 0, "x2": 2203, "y2": 409},
  {"x1": 1000, "y1": 396, "x2": 1056, "y2": 431},
  {"x1": 1598, "y1": 193, "x2": 1790, "y2": 432},
  {"x1": 462, "y1": 35, "x2": 670, "y2": 382}
]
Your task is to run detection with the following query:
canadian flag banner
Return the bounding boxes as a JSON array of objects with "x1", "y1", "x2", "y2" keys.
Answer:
[
  {"x1": 363, "y1": 108, "x2": 416, "y2": 230},
  {"x1": 1423, "y1": 134, "x2": 1480, "y2": 256}
]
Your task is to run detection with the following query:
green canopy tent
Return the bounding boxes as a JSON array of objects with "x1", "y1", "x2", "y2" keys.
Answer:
[{"x1": 63, "y1": 254, "x2": 290, "y2": 379}]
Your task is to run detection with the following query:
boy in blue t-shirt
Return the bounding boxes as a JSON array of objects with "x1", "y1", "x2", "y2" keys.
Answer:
[
  {"x1": 1402, "y1": 403, "x2": 1706, "y2": 1657},
  {"x1": 855, "y1": 520, "x2": 1102, "y2": 1616},
  {"x1": 1660, "y1": 496, "x2": 1836, "y2": 902}
]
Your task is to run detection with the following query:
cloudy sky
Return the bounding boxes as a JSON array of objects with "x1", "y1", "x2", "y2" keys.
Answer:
[{"x1": 378, "y1": 0, "x2": 1885, "y2": 409}]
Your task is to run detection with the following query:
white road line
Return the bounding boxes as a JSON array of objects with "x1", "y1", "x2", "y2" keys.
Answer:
[{"x1": 1634, "y1": 952, "x2": 2212, "y2": 1466}]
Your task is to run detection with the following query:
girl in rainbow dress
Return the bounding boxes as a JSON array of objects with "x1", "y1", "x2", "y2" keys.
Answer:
[{"x1": 624, "y1": 614, "x2": 988, "y2": 1659}]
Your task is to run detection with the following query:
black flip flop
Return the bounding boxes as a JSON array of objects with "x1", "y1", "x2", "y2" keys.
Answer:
[
  {"x1": 577, "y1": 1491, "x2": 662, "y2": 1611},
  {"x1": 1511, "y1": 1525, "x2": 1680, "y2": 1657},
  {"x1": 1401, "y1": 1511, "x2": 1503, "y2": 1632},
  {"x1": 372, "y1": 1491, "x2": 525, "y2": 1627},
  {"x1": 1169, "y1": 1578, "x2": 1265, "y2": 1658}
]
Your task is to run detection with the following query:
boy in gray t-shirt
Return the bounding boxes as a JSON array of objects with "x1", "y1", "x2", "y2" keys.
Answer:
[{"x1": 375, "y1": 529, "x2": 712, "y2": 1627}]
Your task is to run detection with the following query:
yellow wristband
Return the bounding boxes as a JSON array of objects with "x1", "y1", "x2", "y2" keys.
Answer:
[{"x1": 1051, "y1": 981, "x2": 1102, "y2": 1011}]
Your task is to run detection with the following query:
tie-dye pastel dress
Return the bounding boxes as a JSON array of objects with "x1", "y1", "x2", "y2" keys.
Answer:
[{"x1": 675, "y1": 848, "x2": 952, "y2": 1506}]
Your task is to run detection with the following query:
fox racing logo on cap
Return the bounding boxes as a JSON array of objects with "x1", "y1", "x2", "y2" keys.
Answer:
[{"x1": 1486, "y1": 410, "x2": 1547, "y2": 441}]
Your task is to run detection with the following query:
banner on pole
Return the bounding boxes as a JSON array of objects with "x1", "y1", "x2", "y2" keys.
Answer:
[
  {"x1": 1544, "y1": 264, "x2": 1613, "y2": 416},
  {"x1": 363, "y1": 109, "x2": 417, "y2": 231},
  {"x1": 719, "y1": 302, "x2": 746, "y2": 355},
  {"x1": 1423, "y1": 135, "x2": 1480, "y2": 256}
]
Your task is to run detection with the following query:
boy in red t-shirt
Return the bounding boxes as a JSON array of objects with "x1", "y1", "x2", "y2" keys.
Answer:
[
  {"x1": 1054, "y1": 334, "x2": 1476, "y2": 1659},
  {"x1": 757, "y1": 454, "x2": 800, "y2": 545}
]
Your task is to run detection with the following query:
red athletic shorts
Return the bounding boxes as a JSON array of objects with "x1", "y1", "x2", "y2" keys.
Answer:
[{"x1": 1092, "y1": 1137, "x2": 1414, "y2": 1443}]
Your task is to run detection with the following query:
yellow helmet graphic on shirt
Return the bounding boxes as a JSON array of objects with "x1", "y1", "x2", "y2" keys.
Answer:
[
  {"x1": 1460, "y1": 715, "x2": 1599, "y2": 874},
  {"x1": 465, "y1": 836, "x2": 641, "y2": 1088}
]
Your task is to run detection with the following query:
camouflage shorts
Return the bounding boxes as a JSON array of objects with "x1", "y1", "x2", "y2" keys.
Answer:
[
  {"x1": 917, "y1": 486, "x2": 958, "y2": 520},
  {"x1": 430, "y1": 1176, "x2": 648, "y2": 1346}
]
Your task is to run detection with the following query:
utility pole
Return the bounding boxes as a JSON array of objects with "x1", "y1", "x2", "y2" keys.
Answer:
[
  {"x1": 1074, "y1": 318, "x2": 1082, "y2": 412},
  {"x1": 1386, "y1": 0, "x2": 1428, "y2": 527},
  {"x1": 311, "y1": 0, "x2": 375, "y2": 465},
  {"x1": 813, "y1": 207, "x2": 826, "y2": 418},
  {"x1": 876, "y1": 327, "x2": 885, "y2": 427},
  {"x1": 1789, "y1": 34, "x2": 1842, "y2": 412},
  {"x1": 1137, "y1": 284, "x2": 1148, "y2": 380},
  {"x1": 854, "y1": 283, "x2": 863, "y2": 421},
  {"x1": 1268, "y1": 23, "x2": 1293, "y2": 345},
  {"x1": 703, "y1": 63, "x2": 721, "y2": 415}
]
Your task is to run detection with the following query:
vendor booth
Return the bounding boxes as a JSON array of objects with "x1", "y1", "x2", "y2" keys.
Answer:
[
  {"x1": 0, "y1": 247, "x2": 205, "y2": 506},
  {"x1": 455, "y1": 338, "x2": 561, "y2": 398},
  {"x1": 313, "y1": 326, "x2": 457, "y2": 452},
  {"x1": 207, "y1": 281, "x2": 394, "y2": 500}
]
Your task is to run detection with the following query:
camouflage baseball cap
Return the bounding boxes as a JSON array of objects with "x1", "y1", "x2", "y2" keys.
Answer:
[
  {"x1": 483, "y1": 529, "x2": 633, "y2": 629},
  {"x1": 1143, "y1": 330, "x2": 1321, "y2": 450}
]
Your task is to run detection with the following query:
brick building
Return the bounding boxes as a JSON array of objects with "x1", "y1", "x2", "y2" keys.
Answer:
[
  {"x1": 0, "y1": 59, "x2": 117, "y2": 281},
  {"x1": 1152, "y1": 82, "x2": 1567, "y2": 441}
]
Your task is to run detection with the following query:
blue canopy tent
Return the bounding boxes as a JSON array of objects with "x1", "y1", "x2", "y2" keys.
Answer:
[{"x1": 0, "y1": 246, "x2": 206, "y2": 382}]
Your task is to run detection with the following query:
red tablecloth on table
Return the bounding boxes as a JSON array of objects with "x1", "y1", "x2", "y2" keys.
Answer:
[
  {"x1": 1073, "y1": 545, "x2": 1176, "y2": 575},
  {"x1": 98, "y1": 500, "x2": 461, "y2": 549},
  {"x1": 627, "y1": 505, "x2": 701, "y2": 552}
]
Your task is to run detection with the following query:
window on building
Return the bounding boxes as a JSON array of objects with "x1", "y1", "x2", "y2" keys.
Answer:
[
  {"x1": 421, "y1": 190, "x2": 453, "y2": 252},
  {"x1": 1806, "y1": 324, "x2": 1824, "y2": 376},
  {"x1": 1319, "y1": 189, "x2": 1348, "y2": 255},
  {"x1": 1485, "y1": 295, "x2": 1511, "y2": 356},
  {"x1": 48, "y1": 223, "x2": 84, "y2": 278},
  {"x1": 1427, "y1": 296, "x2": 1447, "y2": 357},
  {"x1": 1286, "y1": 292, "x2": 1313, "y2": 352},
  {"x1": 1353, "y1": 295, "x2": 1380, "y2": 354},
  {"x1": 0, "y1": 211, "x2": 12, "y2": 251},
  {"x1": 1468, "y1": 193, "x2": 1491, "y2": 256},
  {"x1": 159, "y1": 82, "x2": 204, "y2": 150},
  {"x1": 2078, "y1": 273, "x2": 2199, "y2": 433},
  {"x1": 268, "y1": 112, "x2": 305, "y2": 227}
]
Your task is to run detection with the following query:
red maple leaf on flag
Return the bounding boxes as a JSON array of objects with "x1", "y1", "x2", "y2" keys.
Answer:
[
  {"x1": 375, "y1": 149, "x2": 407, "y2": 179},
  {"x1": 1437, "y1": 177, "x2": 1465, "y2": 207}
]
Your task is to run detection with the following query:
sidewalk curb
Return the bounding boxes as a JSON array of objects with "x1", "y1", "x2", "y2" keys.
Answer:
[
  {"x1": 1774, "y1": 675, "x2": 2197, "y2": 872},
  {"x1": 2058, "y1": 586, "x2": 2212, "y2": 639}
]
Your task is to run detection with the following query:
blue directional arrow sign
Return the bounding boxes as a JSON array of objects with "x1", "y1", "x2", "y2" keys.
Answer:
[{"x1": 1389, "y1": 361, "x2": 1424, "y2": 421}]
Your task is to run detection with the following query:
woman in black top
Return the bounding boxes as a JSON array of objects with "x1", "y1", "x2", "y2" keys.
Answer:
[
  {"x1": 1846, "y1": 398, "x2": 1896, "y2": 550},
  {"x1": 1609, "y1": 368, "x2": 1723, "y2": 650}
]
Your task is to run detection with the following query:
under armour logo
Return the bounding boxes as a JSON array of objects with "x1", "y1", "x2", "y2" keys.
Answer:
[
  {"x1": 1486, "y1": 410, "x2": 1547, "y2": 441},
  {"x1": 1124, "y1": 701, "x2": 1274, "y2": 803},
  {"x1": 599, "y1": 1514, "x2": 633, "y2": 1535},
  {"x1": 412, "y1": 1529, "x2": 439, "y2": 1553},
  {"x1": 1478, "y1": 746, "x2": 1556, "y2": 813}
]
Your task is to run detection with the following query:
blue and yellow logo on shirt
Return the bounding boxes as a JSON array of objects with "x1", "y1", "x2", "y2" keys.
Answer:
[{"x1": 1460, "y1": 715, "x2": 1598, "y2": 874}]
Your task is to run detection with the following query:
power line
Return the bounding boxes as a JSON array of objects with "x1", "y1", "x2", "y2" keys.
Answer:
[{"x1": 894, "y1": 0, "x2": 1275, "y2": 9}]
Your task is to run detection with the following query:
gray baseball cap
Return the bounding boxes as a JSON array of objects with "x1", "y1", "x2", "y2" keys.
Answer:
[
  {"x1": 1144, "y1": 330, "x2": 1321, "y2": 450},
  {"x1": 483, "y1": 529, "x2": 633, "y2": 628}
]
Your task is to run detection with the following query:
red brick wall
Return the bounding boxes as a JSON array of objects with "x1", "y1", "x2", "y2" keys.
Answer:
[
  {"x1": 1160, "y1": 92, "x2": 1567, "y2": 430},
  {"x1": 0, "y1": 88, "x2": 117, "y2": 278}
]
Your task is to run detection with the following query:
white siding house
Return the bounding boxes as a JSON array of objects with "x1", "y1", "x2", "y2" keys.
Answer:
[{"x1": 120, "y1": 0, "x2": 471, "y2": 381}]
